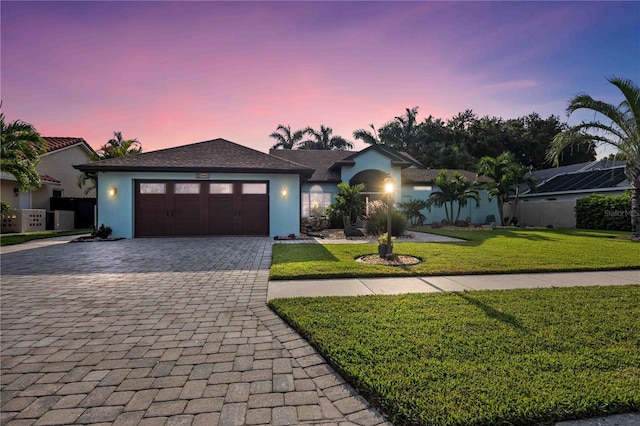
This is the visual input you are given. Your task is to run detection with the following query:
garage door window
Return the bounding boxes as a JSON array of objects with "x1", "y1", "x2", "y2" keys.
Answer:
[
  {"x1": 209, "y1": 183, "x2": 233, "y2": 194},
  {"x1": 242, "y1": 183, "x2": 267, "y2": 194},
  {"x1": 175, "y1": 183, "x2": 200, "y2": 194},
  {"x1": 140, "y1": 183, "x2": 166, "y2": 194}
]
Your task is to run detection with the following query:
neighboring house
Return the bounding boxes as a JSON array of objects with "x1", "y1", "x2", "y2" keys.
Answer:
[
  {"x1": 0, "y1": 137, "x2": 96, "y2": 210},
  {"x1": 505, "y1": 159, "x2": 630, "y2": 228},
  {"x1": 76, "y1": 138, "x2": 499, "y2": 239}
]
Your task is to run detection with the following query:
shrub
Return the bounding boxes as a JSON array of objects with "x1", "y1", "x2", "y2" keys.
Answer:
[
  {"x1": 0, "y1": 200, "x2": 10, "y2": 215},
  {"x1": 366, "y1": 210, "x2": 407, "y2": 236},
  {"x1": 364, "y1": 199, "x2": 387, "y2": 219},
  {"x1": 95, "y1": 224, "x2": 113, "y2": 239},
  {"x1": 576, "y1": 192, "x2": 631, "y2": 231},
  {"x1": 398, "y1": 199, "x2": 428, "y2": 226}
]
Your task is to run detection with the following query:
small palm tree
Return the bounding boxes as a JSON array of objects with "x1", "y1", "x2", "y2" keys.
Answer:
[
  {"x1": 78, "y1": 131, "x2": 141, "y2": 194},
  {"x1": 269, "y1": 124, "x2": 305, "y2": 150},
  {"x1": 301, "y1": 125, "x2": 353, "y2": 150},
  {"x1": 478, "y1": 152, "x2": 536, "y2": 225},
  {"x1": 398, "y1": 199, "x2": 428, "y2": 226},
  {"x1": 101, "y1": 131, "x2": 141, "y2": 158},
  {"x1": 0, "y1": 112, "x2": 47, "y2": 191},
  {"x1": 547, "y1": 77, "x2": 639, "y2": 237},
  {"x1": 427, "y1": 170, "x2": 481, "y2": 224},
  {"x1": 327, "y1": 183, "x2": 365, "y2": 225}
]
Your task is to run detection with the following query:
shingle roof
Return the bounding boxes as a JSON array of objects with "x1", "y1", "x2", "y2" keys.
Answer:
[
  {"x1": 43, "y1": 137, "x2": 94, "y2": 154},
  {"x1": 402, "y1": 168, "x2": 492, "y2": 184},
  {"x1": 269, "y1": 149, "x2": 352, "y2": 182},
  {"x1": 331, "y1": 145, "x2": 424, "y2": 169},
  {"x1": 269, "y1": 145, "x2": 425, "y2": 182},
  {"x1": 75, "y1": 139, "x2": 314, "y2": 177}
]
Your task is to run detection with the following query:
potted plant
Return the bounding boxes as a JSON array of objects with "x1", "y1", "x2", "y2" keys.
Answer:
[{"x1": 377, "y1": 232, "x2": 396, "y2": 257}]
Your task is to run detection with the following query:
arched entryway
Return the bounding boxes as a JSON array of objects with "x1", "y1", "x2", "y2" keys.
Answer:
[{"x1": 349, "y1": 169, "x2": 389, "y2": 215}]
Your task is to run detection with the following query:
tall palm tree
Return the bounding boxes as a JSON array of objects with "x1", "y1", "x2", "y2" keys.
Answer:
[
  {"x1": 478, "y1": 152, "x2": 536, "y2": 225},
  {"x1": 0, "y1": 112, "x2": 47, "y2": 190},
  {"x1": 78, "y1": 131, "x2": 141, "y2": 194},
  {"x1": 547, "y1": 77, "x2": 639, "y2": 237},
  {"x1": 301, "y1": 125, "x2": 353, "y2": 150},
  {"x1": 269, "y1": 124, "x2": 305, "y2": 150},
  {"x1": 353, "y1": 124, "x2": 380, "y2": 145},
  {"x1": 427, "y1": 170, "x2": 481, "y2": 224},
  {"x1": 378, "y1": 107, "x2": 421, "y2": 153}
]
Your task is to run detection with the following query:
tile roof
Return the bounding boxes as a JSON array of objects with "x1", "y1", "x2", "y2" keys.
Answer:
[
  {"x1": 75, "y1": 139, "x2": 314, "y2": 177},
  {"x1": 269, "y1": 149, "x2": 352, "y2": 182},
  {"x1": 43, "y1": 137, "x2": 94, "y2": 154},
  {"x1": 39, "y1": 174, "x2": 61, "y2": 184},
  {"x1": 402, "y1": 168, "x2": 492, "y2": 184}
]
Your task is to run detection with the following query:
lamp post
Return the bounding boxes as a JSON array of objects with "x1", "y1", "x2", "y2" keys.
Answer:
[{"x1": 384, "y1": 177, "x2": 394, "y2": 257}]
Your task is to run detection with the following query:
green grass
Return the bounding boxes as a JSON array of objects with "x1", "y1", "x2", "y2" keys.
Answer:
[
  {"x1": 270, "y1": 229, "x2": 640, "y2": 279},
  {"x1": 0, "y1": 229, "x2": 92, "y2": 246},
  {"x1": 269, "y1": 285, "x2": 640, "y2": 426}
]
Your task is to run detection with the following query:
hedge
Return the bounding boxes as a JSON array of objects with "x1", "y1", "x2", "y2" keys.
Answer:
[{"x1": 575, "y1": 192, "x2": 631, "y2": 231}]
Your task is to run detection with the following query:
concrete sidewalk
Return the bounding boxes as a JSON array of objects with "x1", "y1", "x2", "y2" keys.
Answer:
[{"x1": 267, "y1": 269, "x2": 640, "y2": 300}]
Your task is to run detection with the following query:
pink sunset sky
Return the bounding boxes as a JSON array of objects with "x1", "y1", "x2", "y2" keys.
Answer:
[{"x1": 2, "y1": 1, "x2": 639, "y2": 156}]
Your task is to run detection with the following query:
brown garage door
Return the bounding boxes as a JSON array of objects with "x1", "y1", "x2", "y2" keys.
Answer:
[{"x1": 135, "y1": 181, "x2": 269, "y2": 237}]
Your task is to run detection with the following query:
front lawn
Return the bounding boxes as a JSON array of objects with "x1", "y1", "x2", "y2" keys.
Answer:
[
  {"x1": 270, "y1": 229, "x2": 640, "y2": 279},
  {"x1": 269, "y1": 285, "x2": 640, "y2": 426},
  {"x1": 0, "y1": 229, "x2": 92, "y2": 246}
]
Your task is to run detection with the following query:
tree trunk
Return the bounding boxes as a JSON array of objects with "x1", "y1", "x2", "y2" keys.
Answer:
[
  {"x1": 631, "y1": 184, "x2": 640, "y2": 239},
  {"x1": 497, "y1": 198, "x2": 505, "y2": 226},
  {"x1": 625, "y1": 163, "x2": 640, "y2": 239}
]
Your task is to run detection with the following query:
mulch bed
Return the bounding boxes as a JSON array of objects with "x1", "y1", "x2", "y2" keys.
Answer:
[{"x1": 357, "y1": 254, "x2": 421, "y2": 266}]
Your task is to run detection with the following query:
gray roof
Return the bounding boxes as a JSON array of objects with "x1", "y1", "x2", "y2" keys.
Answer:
[
  {"x1": 333, "y1": 145, "x2": 424, "y2": 169},
  {"x1": 269, "y1": 149, "x2": 352, "y2": 182},
  {"x1": 75, "y1": 139, "x2": 313, "y2": 177},
  {"x1": 269, "y1": 145, "x2": 424, "y2": 183}
]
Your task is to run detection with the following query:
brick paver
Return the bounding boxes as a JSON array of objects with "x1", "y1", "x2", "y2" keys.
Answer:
[{"x1": 1, "y1": 237, "x2": 389, "y2": 425}]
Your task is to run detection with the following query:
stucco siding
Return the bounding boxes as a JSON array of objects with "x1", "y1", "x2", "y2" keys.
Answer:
[
  {"x1": 41, "y1": 145, "x2": 96, "y2": 198},
  {"x1": 97, "y1": 171, "x2": 301, "y2": 238},
  {"x1": 340, "y1": 150, "x2": 402, "y2": 203},
  {"x1": 401, "y1": 186, "x2": 500, "y2": 225}
]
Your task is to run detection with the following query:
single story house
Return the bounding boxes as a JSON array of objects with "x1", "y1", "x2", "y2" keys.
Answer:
[
  {"x1": 76, "y1": 138, "x2": 499, "y2": 238},
  {"x1": 505, "y1": 159, "x2": 630, "y2": 228}
]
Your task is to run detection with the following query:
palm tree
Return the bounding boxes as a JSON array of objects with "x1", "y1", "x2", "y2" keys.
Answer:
[
  {"x1": 478, "y1": 152, "x2": 536, "y2": 225},
  {"x1": 301, "y1": 125, "x2": 353, "y2": 150},
  {"x1": 326, "y1": 183, "x2": 365, "y2": 225},
  {"x1": 269, "y1": 124, "x2": 305, "y2": 150},
  {"x1": 0, "y1": 112, "x2": 47, "y2": 190},
  {"x1": 353, "y1": 124, "x2": 380, "y2": 145},
  {"x1": 547, "y1": 77, "x2": 639, "y2": 237},
  {"x1": 78, "y1": 131, "x2": 141, "y2": 194},
  {"x1": 378, "y1": 107, "x2": 421, "y2": 153},
  {"x1": 101, "y1": 131, "x2": 141, "y2": 158},
  {"x1": 427, "y1": 170, "x2": 481, "y2": 224}
]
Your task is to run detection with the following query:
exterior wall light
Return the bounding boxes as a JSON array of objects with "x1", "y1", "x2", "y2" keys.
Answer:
[
  {"x1": 281, "y1": 187, "x2": 288, "y2": 199},
  {"x1": 108, "y1": 185, "x2": 118, "y2": 199}
]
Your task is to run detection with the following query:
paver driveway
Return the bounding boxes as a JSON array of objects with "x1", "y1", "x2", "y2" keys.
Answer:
[{"x1": 1, "y1": 237, "x2": 388, "y2": 426}]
